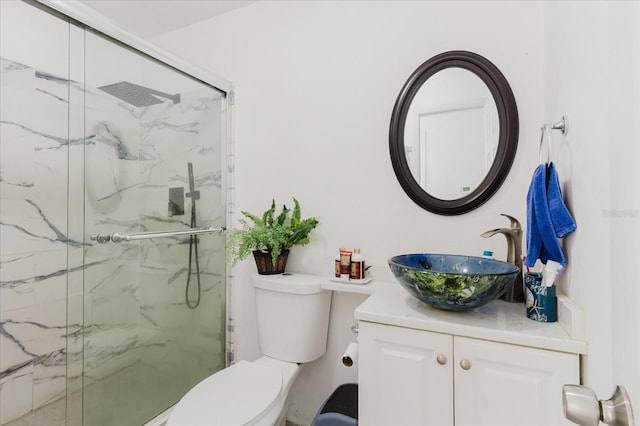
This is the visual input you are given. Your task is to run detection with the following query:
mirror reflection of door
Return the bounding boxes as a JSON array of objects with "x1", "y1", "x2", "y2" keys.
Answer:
[
  {"x1": 420, "y1": 107, "x2": 485, "y2": 199},
  {"x1": 405, "y1": 67, "x2": 499, "y2": 200}
]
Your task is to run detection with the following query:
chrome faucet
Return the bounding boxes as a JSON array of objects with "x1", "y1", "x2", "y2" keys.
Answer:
[{"x1": 481, "y1": 214, "x2": 524, "y2": 302}]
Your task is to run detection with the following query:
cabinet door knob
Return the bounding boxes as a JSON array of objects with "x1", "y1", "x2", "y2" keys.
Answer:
[
  {"x1": 460, "y1": 359, "x2": 471, "y2": 370},
  {"x1": 436, "y1": 354, "x2": 447, "y2": 365}
]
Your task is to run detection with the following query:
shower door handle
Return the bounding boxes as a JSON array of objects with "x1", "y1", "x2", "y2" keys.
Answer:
[{"x1": 90, "y1": 226, "x2": 225, "y2": 244}]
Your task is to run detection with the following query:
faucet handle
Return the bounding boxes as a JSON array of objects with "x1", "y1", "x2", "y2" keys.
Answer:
[{"x1": 500, "y1": 214, "x2": 521, "y2": 231}]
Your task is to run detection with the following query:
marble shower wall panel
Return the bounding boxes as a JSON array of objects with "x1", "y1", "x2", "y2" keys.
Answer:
[
  {"x1": 81, "y1": 91, "x2": 145, "y2": 386},
  {"x1": 133, "y1": 90, "x2": 226, "y2": 380},
  {"x1": 0, "y1": 58, "x2": 71, "y2": 423},
  {"x1": 79, "y1": 85, "x2": 225, "y2": 387}
]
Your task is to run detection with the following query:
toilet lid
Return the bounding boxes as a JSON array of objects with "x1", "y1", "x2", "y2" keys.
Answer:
[{"x1": 168, "y1": 360, "x2": 282, "y2": 426}]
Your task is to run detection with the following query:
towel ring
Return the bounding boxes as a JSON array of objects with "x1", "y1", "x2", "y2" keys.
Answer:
[
  {"x1": 550, "y1": 116, "x2": 568, "y2": 135},
  {"x1": 539, "y1": 116, "x2": 568, "y2": 163},
  {"x1": 539, "y1": 125, "x2": 551, "y2": 164}
]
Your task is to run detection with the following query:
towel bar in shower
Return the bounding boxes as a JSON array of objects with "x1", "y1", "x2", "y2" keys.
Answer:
[{"x1": 90, "y1": 226, "x2": 225, "y2": 244}]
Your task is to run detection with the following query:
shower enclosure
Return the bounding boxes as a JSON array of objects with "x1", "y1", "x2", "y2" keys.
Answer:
[{"x1": 0, "y1": 1, "x2": 229, "y2": 425}]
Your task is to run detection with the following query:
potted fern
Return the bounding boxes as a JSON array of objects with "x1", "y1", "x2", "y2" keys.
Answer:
[{"x1": 227, "y1": 197, "x2": 319, "y2": 274}]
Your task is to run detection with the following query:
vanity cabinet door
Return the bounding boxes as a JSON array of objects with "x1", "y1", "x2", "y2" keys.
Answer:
[
  {"x1": 358, "y1": 322, "x2": 454, "y2": 426},
  {"x1": 453, "y1": 336, "x2": 579, "y2": 426}
]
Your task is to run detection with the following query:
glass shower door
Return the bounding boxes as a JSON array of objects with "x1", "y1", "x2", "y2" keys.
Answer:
[{"x1": 69, "y1": 29, "x2": 227, "y2": 425}]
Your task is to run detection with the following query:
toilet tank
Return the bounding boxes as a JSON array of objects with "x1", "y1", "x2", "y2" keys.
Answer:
[{"x1": 253, "y1": 273, "x2": 332, "y2": 363}]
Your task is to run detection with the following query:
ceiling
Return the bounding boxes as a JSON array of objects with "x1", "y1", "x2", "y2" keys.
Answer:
[{"x1": 77, "y1": 0, "x2": 255, "y2": 39}]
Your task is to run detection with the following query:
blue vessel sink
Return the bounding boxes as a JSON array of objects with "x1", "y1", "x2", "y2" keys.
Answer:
[{"x1": 388, "y1": 254, "x2": 520, "y2": 311}]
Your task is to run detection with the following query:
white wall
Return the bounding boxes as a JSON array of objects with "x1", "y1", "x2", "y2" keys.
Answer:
[
  {"x1": 543, "y1": 0, "x2": 640, "y2": 411},
  {"x1": 155, "y1": 1, "x2": 544, "y2": 423}
]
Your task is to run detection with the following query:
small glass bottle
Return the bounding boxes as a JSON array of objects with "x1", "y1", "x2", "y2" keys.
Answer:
[
  {"x1": 335, "y1": 248, "x2": 345, "y2": 278},
  {"x1": 350, "y1": 248, "x2": 365, "y2": 280}
]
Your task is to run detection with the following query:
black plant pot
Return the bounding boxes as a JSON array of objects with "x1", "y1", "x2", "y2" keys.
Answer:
[{"x1": 252, "y1": 249, "x2": 289, "y2": 275}]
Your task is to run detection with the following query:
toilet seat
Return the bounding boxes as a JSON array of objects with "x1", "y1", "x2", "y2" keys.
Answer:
[{"x1": 168, "y1": 360, "x2": 283, "y2": 426}]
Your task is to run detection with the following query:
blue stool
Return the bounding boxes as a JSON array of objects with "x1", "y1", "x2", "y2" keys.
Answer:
[{"x1": 311, "y1": 383, "x2": 358, "y2": 426}]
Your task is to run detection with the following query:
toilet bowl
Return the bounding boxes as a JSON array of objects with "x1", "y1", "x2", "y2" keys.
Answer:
[
  {"x1": 167, "y1": 274, "x2": 332, "y2": 426},
  {"x1": 167, "y1": 356, "x2": 300, "y2": 426}
]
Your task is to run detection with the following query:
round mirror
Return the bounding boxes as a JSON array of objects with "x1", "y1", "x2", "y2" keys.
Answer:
[{"x1": 390, "y1": 51, "x2": 519, "y2": 215}]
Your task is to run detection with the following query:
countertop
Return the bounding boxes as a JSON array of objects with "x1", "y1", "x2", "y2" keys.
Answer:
[{"x1": 353, "y1": 283, "x2": 587, "y2": 355}]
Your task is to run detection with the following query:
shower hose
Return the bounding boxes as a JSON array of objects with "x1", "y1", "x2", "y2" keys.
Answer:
[{"x1": 186, "y1": 163, "x2": 201, "y2": 309}]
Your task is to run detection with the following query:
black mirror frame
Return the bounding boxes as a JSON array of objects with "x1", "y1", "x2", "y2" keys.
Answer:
[{"x1": 389, "y1": 50, "x2": 519, "y2": 215}]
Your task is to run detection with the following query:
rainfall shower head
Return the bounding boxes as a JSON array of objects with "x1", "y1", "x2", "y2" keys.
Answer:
[{"x1": 98, "y1": 81, "x2": 181, "y2": 107}]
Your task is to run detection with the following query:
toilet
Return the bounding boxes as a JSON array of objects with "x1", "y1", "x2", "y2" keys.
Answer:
[{"x1": 167, "y1": 273, "x2": 332, "y2": 426}]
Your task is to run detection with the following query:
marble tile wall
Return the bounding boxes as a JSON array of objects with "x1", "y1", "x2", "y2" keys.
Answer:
[
  {"x1": 1, "y1": 9, "x2": 226, "y2": 424},
  {"x1": 76, "y1": 82, "x2": 226, "y2": 404},
  {"x1": 0, "y1": 55, "x2": 76, "y2": 424}
]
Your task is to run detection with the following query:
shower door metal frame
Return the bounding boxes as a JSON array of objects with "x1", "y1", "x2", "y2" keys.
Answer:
[{"x1": 36, "y1": 0, "x2": 231, "y2": 95}]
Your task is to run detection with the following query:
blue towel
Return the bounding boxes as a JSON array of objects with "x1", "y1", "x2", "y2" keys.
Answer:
[
  {"x1": 524, "y1": 162, "x2": 576, "y2": 267},
  {"x1": 547, "y1": 162, "x2": 577, "y2": 238}
]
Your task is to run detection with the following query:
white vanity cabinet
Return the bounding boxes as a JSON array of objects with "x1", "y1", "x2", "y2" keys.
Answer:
[
  {"x1": 354, "y1": 285, "x2": 586, "y2": 426},
  {"x1": 358, "y1": 321, "x2": 579, "y2": 426},
  {"x1": 453, "y1": 335, "x2": 578, "y2": 425},
  {"x1": 358, "y1": 322, "x2": 454, "y2": 425}
]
